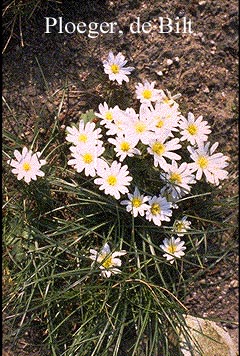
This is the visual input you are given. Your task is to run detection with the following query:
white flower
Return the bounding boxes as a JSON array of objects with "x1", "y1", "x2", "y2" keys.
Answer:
[
  {"x1": 122, "y1": 104, "x2": 155, "y2": 145},
  {"x1": 106, "y1": 107, "x2": 138, "y2": 136},
  {"x1": 94, "y1": 160, "x2": 132, "y2": 200},
  {"x1": 173, "y1": 216, "x2": 191, "y2": 236},
  {"x1": 149, "y1": 102, "x2": 182, "y2": 137},
  {"x1": 187, "y1": 142, "x2": 229, "y2": 185},
  {"x1": 68, "y1": 143, "x2": 105, "y2": 177},
  {"x1": 66, "y1": 120, "x2": 102, "y2": 147},
  {"x1": 89, "y1": 243, "x2": 127, "y2": 278},
  {"x1": 160, "y1": 160, "x2": 196, "y2": 200},
  {"x1": 158, "y1": 89, "x2": 182, "y2": 108},
  {"x1": 95, "y1": 102, "x2": 120, "y2": 127},
  {"x1": 145, "y1": 195, "x2": 173, "y2": 226},
  {"x1": 179, "y1": 112, "x2": 211, "y2": 146},
  {"x1": 147, "y1": 135, "x2": 182, "y2": 171},
  {"x1": 160, "y1": 236, "x2": 186, "y2": 264},
  {"x1": 103, "y1": 51, "x2": 134, "y2": 85},
  {"x1": 7, "y1": 146, "x2": 46, "y2": 184},
  {"x1": 108, "y1": 134, "x2": 140, "y2": 162},
  {"x1": 135, "y1": 80, "x2": 161, "y2": 104},
  {"x1": 121, "y1": 187, "x2": 150, "y2": 217}
]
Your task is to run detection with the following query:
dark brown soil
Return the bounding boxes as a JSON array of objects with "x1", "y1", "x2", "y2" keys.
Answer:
[{"x1": 2, "y1": 0, "x2": 239, "y2": 354}]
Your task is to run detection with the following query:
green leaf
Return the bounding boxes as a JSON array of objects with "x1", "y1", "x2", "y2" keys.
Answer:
[{"x1": 80, "y1": 109, "x2": 96, "y2": 124}]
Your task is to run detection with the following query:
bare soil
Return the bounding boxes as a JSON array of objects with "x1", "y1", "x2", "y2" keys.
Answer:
[{"x1": 2, "y1": 0, "x2": 238, "y2": 354}]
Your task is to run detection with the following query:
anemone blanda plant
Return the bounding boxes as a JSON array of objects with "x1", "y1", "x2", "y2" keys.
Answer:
[
  {"x1": 3, "y1": 50, "x2": 235, "y2": 356},
  {"x1": 65, "y1": 51, "x2": 229, "y2": 233},
  {"x1": 5, "y1": 51, "x2": 231, "y2": 294},
  {"x1": 7, "y1": 146, "x2": 46, "y2": 184}
]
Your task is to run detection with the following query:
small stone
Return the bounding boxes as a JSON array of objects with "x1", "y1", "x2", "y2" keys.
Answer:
[
  {"x1": 203, "y1": 86, "x2": 210, "y2": 93},
  {"x1": 156, "y1": 70, "x2": 163, "y2": 76},
  {"x1": 166, "y1": 59, "x2": 173, "y2": 66},
  {"x1": 229, "y1": 280, "x2": 238, "y2": 289},
  {"x1": 177, "y1": 9, "x2": 185, "y2": 18},
  {"x1": 175, "y1": 56, "x2": 180, "y2": 62}
]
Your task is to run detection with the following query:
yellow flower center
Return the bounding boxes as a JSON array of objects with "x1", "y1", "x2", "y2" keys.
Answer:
[
  {"x1": 142, "y1": 89, "x2": 152, "y2": 99},
  {"x1": 101, "y1": 255, "x2": 113, "y2": 268},
  {"x1": 22, "y1": 162, "x2": 31, "y2": 171},
  {"x1": 168, "y1": 244, "x2": 177, "y2": 254},
  {"x1": 152, "y1": 142, "x2": 165, "y2": 155},
  {"x1": 78, "y1": 133, "x2": 88, "y2": 142},
  {"x1": 82, "y1": 153, "x2": 93, "y2": 164},
  {"x1": 198, "y1": 156, "x2": 208, "y2": 169},
  {"x1": 187, "y1": 124, "x2": 198, "y2": 135},
  {"x1": 135, "y1": 122, "x2": 146, "y2": 133},
  {"x1": 120, "y1": 141, "x2": 130, "y2": 152},
  {"x1": 105, "y1": 112, "x2": 113, "y2": 120},
  {"x1": 169, "y1": 172, "x2": 182, "y2": 184},
  {"x1": 163, "y1": 97, "x2": 171, "y2": 104},
  {"x1": 175, "y1": 222, "x2": 185, "y2": 232},
  {"x1": 132, "y1": 197, "x2": 142, "y2": 208},
  {"x1": 107, "y1": 175, "x2": 117, "y2": 186},
  {"x1": 156, "y1": 118, "x2": 164, "y2": 128},
  {"x1": 111, "y1": 64, "x2": 120, "y2": 74},
  {"x1": 150, "y1": 203, "x2": 161, "y2": 215}
]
